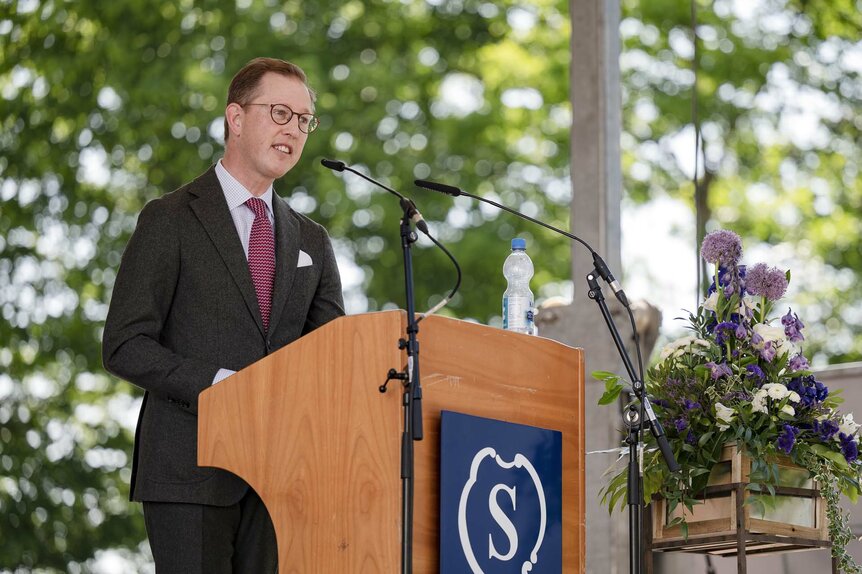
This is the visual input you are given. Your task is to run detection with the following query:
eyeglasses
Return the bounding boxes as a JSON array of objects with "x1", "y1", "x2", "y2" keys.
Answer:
[{"x1": 243, "y1": 103, "x2": 320, "y2": 134}]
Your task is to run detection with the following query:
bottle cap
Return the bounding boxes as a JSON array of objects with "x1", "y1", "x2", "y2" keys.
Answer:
[{"x1": 511, "y1": 237, "x2": 526, "y2": 250}]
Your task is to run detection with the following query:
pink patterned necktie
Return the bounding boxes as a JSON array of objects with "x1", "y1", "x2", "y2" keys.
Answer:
[{"x1": 245, "y1": 197, "x2": 275, "y2": 332}]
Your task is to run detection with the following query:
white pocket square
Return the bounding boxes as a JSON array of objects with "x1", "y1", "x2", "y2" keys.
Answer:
[{"x1": 297, "y1": 250, "x2": 313, "y2": 268}]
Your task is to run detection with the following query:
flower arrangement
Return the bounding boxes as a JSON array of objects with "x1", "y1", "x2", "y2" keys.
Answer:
[{"x1": 597, "y1": 230, "x2": 862, "y2": 570}]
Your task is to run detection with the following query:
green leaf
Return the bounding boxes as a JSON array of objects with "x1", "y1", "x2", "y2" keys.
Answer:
[
  {"x1": 592, "y1": 370, "x2": 621, "y2": 382},
  {"x1": 597, "y1": 378, "x2": 625, "y2": 405},
  {"x1": 811, "y1": 444, "x2": 851, "y2": 471}
]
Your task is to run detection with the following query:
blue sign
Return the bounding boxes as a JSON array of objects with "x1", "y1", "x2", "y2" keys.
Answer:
[{"x1": 439, "y1": 411, "x2": 563, "y2": 573}]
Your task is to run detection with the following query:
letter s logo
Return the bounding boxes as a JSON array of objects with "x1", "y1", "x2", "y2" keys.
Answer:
[
  {"x1": 459, "y1": 447, "x2": 547, "y2": 573},
  {"x1": 488, "y1": 484, "x2": 518, "y2": 561}
]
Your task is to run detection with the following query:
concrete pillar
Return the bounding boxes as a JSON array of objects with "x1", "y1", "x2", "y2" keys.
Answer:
[{"x1": 536, "y1": 1, "x2": 628, "y2": 573}]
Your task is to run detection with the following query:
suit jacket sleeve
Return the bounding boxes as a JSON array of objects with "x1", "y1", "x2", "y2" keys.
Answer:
[
  {"x1": 303, "y1": 224, "x2": 345, "y2": 335},
  {"x1": 102, "y1": 198, "x2": 218, "y2": 412}
]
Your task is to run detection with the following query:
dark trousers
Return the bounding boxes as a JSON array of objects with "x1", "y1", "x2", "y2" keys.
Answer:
[{"x1": 143, "y1": 488, "x2": 277, "y2": 574}]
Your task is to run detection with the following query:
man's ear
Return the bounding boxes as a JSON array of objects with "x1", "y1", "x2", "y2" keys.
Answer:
[{"x1": 225, "y1": 103, "x2": 244, "y2": 138}]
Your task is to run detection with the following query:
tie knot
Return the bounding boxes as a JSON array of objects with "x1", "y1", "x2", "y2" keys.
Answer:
[{"x1": 246, "y1": 197, "x2": 267, "y2": 218}]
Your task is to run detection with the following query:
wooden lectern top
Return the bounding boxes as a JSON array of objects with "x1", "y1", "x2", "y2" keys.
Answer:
[{"x1": 198, "y1": 310, "x2": 585, "y2": 573}]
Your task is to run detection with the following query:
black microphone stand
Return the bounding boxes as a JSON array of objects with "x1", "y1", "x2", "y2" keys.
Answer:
[
  {"x1": 415, "y1": 178, "x2": 680, "y2": 574},
  {"x1": 322, "y1": 160, "x2": 423, "y2": 574},
  {"x1": 397, "y1": 196, "x2": 423, "y2": 574},
  {"x1": 586, "y1": 270, "x2": 678, "y2": 574}
]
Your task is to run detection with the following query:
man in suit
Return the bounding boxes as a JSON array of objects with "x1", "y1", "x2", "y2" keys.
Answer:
[{"x1": 102, "y1": 57, "x2": 344, "y2": 573}]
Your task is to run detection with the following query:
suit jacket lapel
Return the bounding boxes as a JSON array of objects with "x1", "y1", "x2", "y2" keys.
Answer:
[
  {"x1": 268, "y1": 195, "x2": 300, "y2": 334},
  {"x1": 188, "y1": 167, "x2": 266, "y2": 337}
]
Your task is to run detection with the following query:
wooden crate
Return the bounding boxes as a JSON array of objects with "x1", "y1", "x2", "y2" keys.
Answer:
[{"x1": 650, "y1": 442, "x2": 830, "y2": 557}]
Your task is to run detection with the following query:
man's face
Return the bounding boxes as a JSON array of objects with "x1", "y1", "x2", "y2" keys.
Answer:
[{"x1": 227, "y1": 72, "x2": 313, "y2": 189}]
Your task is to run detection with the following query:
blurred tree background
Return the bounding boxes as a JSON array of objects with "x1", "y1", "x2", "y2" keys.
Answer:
[{"x1": 0, "y1": 0, "x2": 860, "y2": 570}]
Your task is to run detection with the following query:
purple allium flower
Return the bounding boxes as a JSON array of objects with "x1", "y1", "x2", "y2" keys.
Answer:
[
  {"x1": 746, "y1": 263, "x2": 789, "y2": 301},
  {"x1": 789, "y1": 354, "x2": 810, "y2": 372},
  {"x1": 781, "y1": 309, "x2": 805, "y2": 343},
  {"x1": 705, "y1": 361, "x2": 733, "y2": 380},
  {"x1": 814, "y1": 419, "x2": 839, "y2": 442},
  {"x1": 701, "y1": 230, "x2": 743, "y2": 265},
  {"x1": 675, "y1": 417, "x2": 689, "y2": 432},
  {"x1": 776, "y1": 424, "x2": 799, "y2": 454},
  {"x1": 840, "y1": 433, "x2": 859, "y2": 463},
  {"x1": 745, "y1": 364, "x2": 766, "y2": 385}
]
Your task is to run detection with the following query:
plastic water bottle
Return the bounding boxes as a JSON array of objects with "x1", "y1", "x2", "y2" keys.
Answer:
[{"x1": 502, "y1": 237, "x2": 535, "y2": 334}]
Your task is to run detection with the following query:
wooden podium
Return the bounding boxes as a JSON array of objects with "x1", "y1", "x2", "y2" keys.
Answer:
[{"x1": 198, "y1": 311, "x2": 585, "y2": 572}]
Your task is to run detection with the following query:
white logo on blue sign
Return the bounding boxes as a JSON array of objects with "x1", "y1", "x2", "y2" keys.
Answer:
[
  {"x1": 457, "y1": 448, "x2": 547, "y2": 572},
  {"x1": 440, "y1": 411, "x2": 562, "y2": 573}
]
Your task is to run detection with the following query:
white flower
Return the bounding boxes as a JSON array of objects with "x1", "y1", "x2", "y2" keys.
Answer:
[
  {"x1": 703, "y1": 292, "x2": 719, "y2": 311},
  {"x1": 659, "y1": 337, "x2": 691, "y2": 361},
  {"x1": 659, "y1": 336, "x2": 712, "y2": 361},
  {"x1": 764, "y1": 383, "x2": 790, "y2": 401},
  {"x1": 753, "y1": 322, "x2": 800, "y2": 356},
  {"x1": 753, "y1": 323, "x2": 786, "y2": 346},
  {"x1": 715, "y1": 402, "x2": 735, "y2": 431},
  {"x1": 788, "y1": 391, "x2": 801, "y2": 403},
  {"x1": 751, "y1": 389, "x2": 768, "y2": 414},
  {"x1": 839, "y1": 414, "x2": 860, "y2": 437},
  {"x1": 781, "y1": 404, "x2": 795, "y2": 416}
]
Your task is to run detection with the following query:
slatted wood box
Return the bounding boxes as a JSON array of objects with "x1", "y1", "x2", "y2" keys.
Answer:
[{"x1": 650, "y1": 442, "x2": 830, "y2": 557}]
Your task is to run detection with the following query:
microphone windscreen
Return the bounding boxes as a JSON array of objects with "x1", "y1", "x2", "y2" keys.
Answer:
[
  {"x1": 414, "y1": 179, "x2": 462, "y2": 197},
  {"x1": 321, "y1": 158, "x2": 346, "y2": 172}
]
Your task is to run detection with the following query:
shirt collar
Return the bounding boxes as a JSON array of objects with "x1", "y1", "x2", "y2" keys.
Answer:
[{"x1": 215, "y1": 159, "x2": 274, "y2": 214}]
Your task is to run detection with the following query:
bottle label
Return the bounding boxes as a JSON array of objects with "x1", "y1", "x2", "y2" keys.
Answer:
[{"x1": 503, "y1": 295, "x2": 534, "y2": 333}]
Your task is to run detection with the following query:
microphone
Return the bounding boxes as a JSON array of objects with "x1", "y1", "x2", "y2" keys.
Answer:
[
  {"x1": 414, "y1": 178, "x2": 629, "y2": 307},
  {"x1": 322, "y1": 159, "x2": 428, "y2": 234},
  {"x1": 320, "y1": 158, "x2": 345, "y2": 172},
  {"x1": 413, "y1": 179, "x2": 462, "y2": 197}
]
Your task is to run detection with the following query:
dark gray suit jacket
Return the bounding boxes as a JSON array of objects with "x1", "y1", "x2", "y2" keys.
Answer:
[{"x1": 102, "y1": 166, "x2": 345, "y2": 506}]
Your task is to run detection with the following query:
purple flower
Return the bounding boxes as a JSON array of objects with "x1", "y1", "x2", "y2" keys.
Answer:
[
  {"x1": 814, "y1": 420, "x2": 839, "y2": 442},
  {"x1": 759, "y1": 341, "x2": 776, "y2": 363},
  {"x1": 715, "y1": 322, "x2": 740, "y2": 346},
  {"x1": 685, "y1": 430, "x2": 698, "y2": 445},
  {"x1": 745, "y1": 364, "x2": 766, "y2": 385},
  {"x1": 675, "y1": 417, "x2": 689, "y2": 432},
  {"x1": 781, "y1": 309, "x2": 805, "y2": 343},
  {"x1": 746, "y1": 263, "x2": 788, "y2": 301},
  {"x1": 788, "y1": 375, "x2": 829, "y2": 406},
  {"x1": 776, "y1": 424, "x2": 799, "y2": 454},
  {"x1": 701, "y1": 230, "x2": 743, "y2": 266},
  {"x1": 683, "y1": 398, "x2": 702, "y2": 411},
  {"x1": 789, "y1": 354, "x2": 810, "y2": 372},
  {"x1": 840, "y1": 433, "x2": 858, "y2": 463},
  {"x1": 705, "y1": 361, "x2": 733, "y2": 380}
]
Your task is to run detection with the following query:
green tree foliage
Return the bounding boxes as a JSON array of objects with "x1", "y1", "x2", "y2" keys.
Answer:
[
  {"x1": 0, "y1": 0, "x2": 571, "y2": 568},
  {"x1": 619, "y1": 0, "x2": 862, "y2": 364}
]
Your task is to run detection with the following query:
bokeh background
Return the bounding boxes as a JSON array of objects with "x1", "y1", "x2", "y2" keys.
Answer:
[{"x1": 1, "y1": 0, "x2": 861, "y2": 571}]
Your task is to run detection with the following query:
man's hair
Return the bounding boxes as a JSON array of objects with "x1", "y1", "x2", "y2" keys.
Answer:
[{"x1": 223, "y1": 57, "x2": 316, "y2": 141}]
